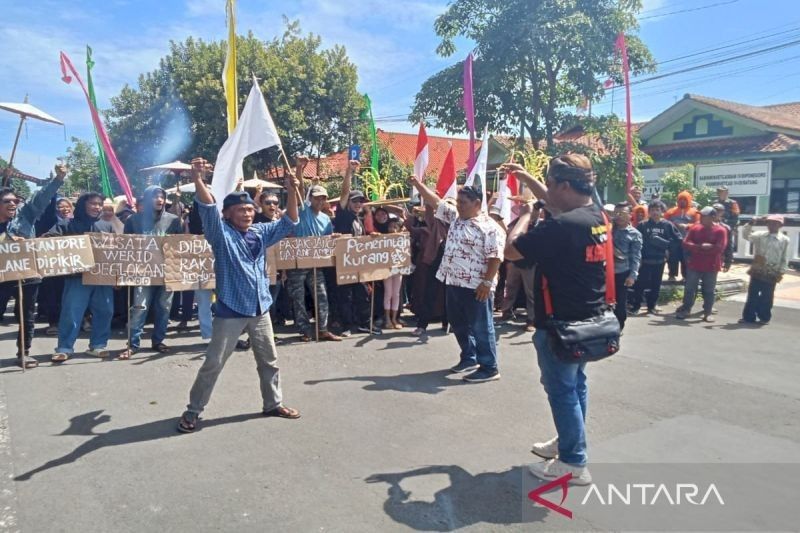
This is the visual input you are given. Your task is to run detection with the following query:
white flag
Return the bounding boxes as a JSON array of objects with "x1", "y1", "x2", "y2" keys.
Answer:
[
  {"x1": 464, "y1": 126, "x2": 489, "y2": 211},
  {"x1": 212, "y1": 76, "x2": 282, "y2": 211}
]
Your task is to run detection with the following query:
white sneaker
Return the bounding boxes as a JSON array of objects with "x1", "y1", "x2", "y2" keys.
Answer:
[
  {"x1": 528, "y1": 459, "x2": 592, "y2": 486},
  {"x1": 531, "y1": 436, "x2": 559, "y2": 459},
  {"x1": 85, "y1": 349, "x2": 109, "y2": 358}
]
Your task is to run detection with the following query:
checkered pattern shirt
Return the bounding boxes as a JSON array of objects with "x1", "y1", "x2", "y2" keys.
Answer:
[{"x1": 198, "y1": 201, "x2": 297, "y2": 316}]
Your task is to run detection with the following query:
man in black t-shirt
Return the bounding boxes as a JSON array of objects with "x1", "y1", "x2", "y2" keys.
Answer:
[
  {"x1": 503, "y1": 154, "x2": 606, "y2": 487},
  {"x1": 333, "y1": 160, "x2": 376, "y2": 335}
]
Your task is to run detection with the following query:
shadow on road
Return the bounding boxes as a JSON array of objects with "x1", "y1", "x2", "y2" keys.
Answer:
[
  {"x1": 366, "y1": 465, "x2": 544, "y2": 531},
  {"x1": 305, "y1": 369, "x2": 464, "y2": 395},
  {"x1": 14, "y1": 410, "x2": 262, "y2": 481}
]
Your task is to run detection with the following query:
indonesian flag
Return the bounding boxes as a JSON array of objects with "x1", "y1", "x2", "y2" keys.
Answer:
[
  {"x1": 436, "y1": 145, "x2": 457, "y2": 199},
  {"x1": 412, "y1": 123, "x2": 429, "y2": 201},
  {"x1": 496, "y1": 171, "x2": 519, "y2": 224}
]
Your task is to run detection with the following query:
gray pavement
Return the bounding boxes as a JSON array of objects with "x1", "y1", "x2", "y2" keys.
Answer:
[{"x1": 0, "y1": 298, "x2": 799, "y2": 531}]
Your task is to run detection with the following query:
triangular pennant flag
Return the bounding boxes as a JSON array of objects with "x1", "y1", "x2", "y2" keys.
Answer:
[
  {"x1": 412, "y1": 123, "x2": 429, "y2": 201},
  {"x1": 436, "y1": 145, "x2": 456, "y2": 199},
  {"x1": 464, "y1": 126, "x2": 490, "y2": 211}
]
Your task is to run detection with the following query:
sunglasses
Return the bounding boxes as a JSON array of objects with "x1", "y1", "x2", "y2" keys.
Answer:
[
  {"x1": 2, "y1": 198, "x2": 20, "y2": 205},
  {"x1": 262, "y1": 200, "x2": 279, "y2": 206}
]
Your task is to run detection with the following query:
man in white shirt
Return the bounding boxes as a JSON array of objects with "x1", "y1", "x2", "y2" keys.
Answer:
[
  {"x1": 408, "y1": 176, "x2": 505, "y2": 383},
  {"x1": 740, "y1": 214, "x2": 790, "y2": 325}
]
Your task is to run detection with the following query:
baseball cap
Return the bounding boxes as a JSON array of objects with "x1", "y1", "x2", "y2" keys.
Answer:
[
  {"x1": 716, "y1": 185, "x2": 729, "y2": 191},
  {"x1": 348, "y1": 190, "x2": 366, "y2": 202},
  {"x1": 712, "y1": 203, "x2": 725, "y2": 211},
  {"x1": 766, "y1": 214, "x2": 785, "y2": 224},
  {"x1": 699, "y1": 206, "x2": 716, "y2": 216},
  {"x1": 309, "y1": 185, "x2": 328, "y2": 198},
  {"x1": 223, "y1": 191, "x2": 256, "y2": 210}
]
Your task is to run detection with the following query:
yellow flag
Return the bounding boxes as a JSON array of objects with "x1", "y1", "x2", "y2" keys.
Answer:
[{"x1": 223, "y1": 0, "x2": 238, "y2": 134}]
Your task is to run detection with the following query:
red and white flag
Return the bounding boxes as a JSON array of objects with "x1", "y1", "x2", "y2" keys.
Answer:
[
  {"x1": 412, "y1": 123, "x2": 429, "y2": 201},
  {"x1": 436, "y1": 145, "x2": 457, "y2": 199},
  {"x1": 496, "y1": 170, "x2": 519, "y2": 224}
]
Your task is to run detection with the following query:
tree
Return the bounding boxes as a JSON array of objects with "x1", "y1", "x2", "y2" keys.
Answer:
[
  {"x1": 660, "y1": 164, "x2": 716, "y2": 208},
  {"x1": 60, "y1": 137, "x2": 102, "y2": 197},
  {"x1": 555, "y1": 114, "x2": 652, "y2": 191},
  {"x1": 105, "y1": 20, "x2": 363, "y2": 192},
  {"x1": 410, "y1": 0, "x2": 655, "y2": 149},
  {"x1": 0, "y1": 157, "x2": 33, "y2": 199}
]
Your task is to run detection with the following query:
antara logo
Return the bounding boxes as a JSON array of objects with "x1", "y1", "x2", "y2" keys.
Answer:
[{"x1": 528, "y1": 475, "x2": 725, "y2": 519}]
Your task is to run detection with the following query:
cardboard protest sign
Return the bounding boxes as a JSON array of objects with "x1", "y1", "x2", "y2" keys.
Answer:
[
  {"x1": 83, "y1": 233, "x2": 165, "y2": 286},
  {"x1": 28, "y1": 235, "x2": 95, "y2": 278},
  {"x1": 162, "y1": 235, "x2": 216, "y2": 291},
  {"x1": 334, "y1": 233, "x2": 411, "y2": 284},
  {"x1": 0, "y1": 240, "x2": 38, "y2": 282},
  {"x1": 265, "y1": 245, "x2": 278, "y2": 284},
  {"x1": 274, "y1": 238, "x2": 299, "y2": 270},
  {"x1": 295, "y1": 236, "x2": 337, "y2": 268}
]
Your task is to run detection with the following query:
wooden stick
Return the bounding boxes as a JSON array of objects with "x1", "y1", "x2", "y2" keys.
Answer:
[
  {"x1": 370, "y1": 282, "x2": 375, "y2": 335},
  {"x1": 17, "y1": 280, "x2": 25, "y2": 373},
  {"x1": 313, "y1": 268, "x2": 320, "y2": 342},
  {"x1": 3, "y1": 115, "x2": 26, "y2": 187}
]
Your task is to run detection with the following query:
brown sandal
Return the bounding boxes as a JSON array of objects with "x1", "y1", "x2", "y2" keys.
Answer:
[
  {"x1": 51, "y1": 353, "x2": 69, "y2": 363},
  {"x1": 263, "y1": 406, "x2": 301, "y2": 419},
  {"x1": 18, "y1": 358, "x2": 39, "y2": 369}
]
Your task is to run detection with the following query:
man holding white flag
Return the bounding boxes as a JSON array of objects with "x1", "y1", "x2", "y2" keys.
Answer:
[{"x1": 211, "y1": 76, "x2": 282, "y2": 212}]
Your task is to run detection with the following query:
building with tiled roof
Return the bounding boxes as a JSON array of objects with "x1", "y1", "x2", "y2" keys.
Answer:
[{"x1": 638, "y1": 93, "x2": 800, "y2": 215}]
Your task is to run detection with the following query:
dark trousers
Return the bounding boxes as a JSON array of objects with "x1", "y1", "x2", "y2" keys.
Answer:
[
  {"x1": 631, "y1": 262, "x2": 666, "y2": 311},
  {"x1": 667, "y1": 243, "x2": 686, "y2": 279},
  {"x1": 614, "y1": 271, "x2": 630, "y2": 330},
  {"x1": 37, "y1": 276, "x2": 65, "y2": 326},
  {"x1": 336, "y1": 282, "x2": 371, "y2": 331},
  {"x1": 416, "y1": 260, "x2": 447, "y2": 330},
  {"x1": 0, "y1": 281, "x2": 39, "y2": 355},
  {"x1": 742, "y1": 277, "x2": 776, "y2": 322}
]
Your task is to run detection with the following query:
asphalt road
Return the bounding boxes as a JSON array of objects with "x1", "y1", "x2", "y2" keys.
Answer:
[{"x1": 0, "y1": 299, "x2": 798, "y2": 531}]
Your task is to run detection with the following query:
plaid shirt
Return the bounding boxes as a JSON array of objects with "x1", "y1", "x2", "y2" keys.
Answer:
[{"x1": 198, "y1": 201, "x2": 297, "y2": 316}]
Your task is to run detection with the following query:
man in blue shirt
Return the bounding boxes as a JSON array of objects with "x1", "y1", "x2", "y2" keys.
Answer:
[
  {"x1": 286, "y1": 157, "x2": 342, "y2": 342},
  {"x1": 178, "y1": 158, "x2": 301, "y2": 433}
]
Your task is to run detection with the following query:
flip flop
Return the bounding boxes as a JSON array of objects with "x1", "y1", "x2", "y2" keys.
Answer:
[
  {"x1": 51, "y1": 353, "x2": 69, "y2": 363},
  {"x1": 263, "y1": 406, "x2": 301, "y2": 419}
]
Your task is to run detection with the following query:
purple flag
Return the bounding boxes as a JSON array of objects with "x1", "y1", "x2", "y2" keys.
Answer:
[{"x1": 463, "y1": 52, "x2": 476, "y2": 169}]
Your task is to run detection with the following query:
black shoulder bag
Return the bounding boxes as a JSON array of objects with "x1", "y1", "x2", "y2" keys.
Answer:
[{"x1": 542, "y1": 213, "x2": 621, "y2": 362}]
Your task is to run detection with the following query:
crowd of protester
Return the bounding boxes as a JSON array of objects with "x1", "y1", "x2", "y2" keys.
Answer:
[{"x1": 0, "y1": 155, "x2": 793, "y2": 484}]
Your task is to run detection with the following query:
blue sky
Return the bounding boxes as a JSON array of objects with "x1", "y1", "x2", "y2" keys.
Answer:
[{"x1": 1, "y1": 0, "x2": 799, "y2": 181}]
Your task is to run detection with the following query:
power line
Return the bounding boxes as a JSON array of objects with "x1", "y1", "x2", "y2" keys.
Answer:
[
  {"x1": 657, "y1": 27, "x2": 800, "y2": 67},
  {"x1": 638, "y1": 0, "x2": 739, "y2": 21}
]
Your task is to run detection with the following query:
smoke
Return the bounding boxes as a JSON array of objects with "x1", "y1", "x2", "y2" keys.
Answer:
[{"x1": 154, "y1": 101, "x2": 191, "y2": 167}]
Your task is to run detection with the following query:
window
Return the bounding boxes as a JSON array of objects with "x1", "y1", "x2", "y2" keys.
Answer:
[{"x1": 770, "y1": 178, "x2": 800, "y2": 213}]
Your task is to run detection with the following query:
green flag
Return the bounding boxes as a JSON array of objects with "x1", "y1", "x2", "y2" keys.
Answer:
[
  {"x1": 86, "y1": 45, "x2": 113, "y2": 199},
  {"x1": 363, "y1": 94, "x2": 379, "y2": 172}
]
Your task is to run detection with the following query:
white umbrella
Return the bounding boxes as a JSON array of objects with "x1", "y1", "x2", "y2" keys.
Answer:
[
  {"x1": 165, "y1": 182, "x2": 197, "y2": 194},
  {"x1": 0, "y1": 99, "x2": 63, "y2": 186},
  {"x1": 139, "y1": 160, "x2": 192, "y2": 173},
  {"x1": 242, "y1": 177, "x2": 283, "y2": 189}
]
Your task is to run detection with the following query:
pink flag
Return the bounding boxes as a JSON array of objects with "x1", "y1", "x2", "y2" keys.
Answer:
[
  {"x1": 614, "y1": 33, "x2": 634, "y2": 192},
  {"x1": 463, "y1": 53, "x2": 476, "y2": 169},
  {"x1": 412, "y1": 123, "x2": 429, "y2": 201},
  {"x1": 60, "y1": 51, "x2": 134, "y2": 205},
  {"x1": 436, "y1": 145, "x2": 457, "y2": 199}
]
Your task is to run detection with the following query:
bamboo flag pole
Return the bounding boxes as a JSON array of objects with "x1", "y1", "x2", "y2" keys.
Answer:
[
  {"x1": 369, "y1": 282, "x2": 375, "y2": 335},
  {"x1": 17, "y1": 280, "x2": 26, "y2": 373},
  {"x1": 313, "y1": 268, "x2": 320, "y2": 342}
]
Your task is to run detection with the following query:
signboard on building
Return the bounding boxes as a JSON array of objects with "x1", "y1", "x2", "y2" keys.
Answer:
[
  {"x1": 695, "y1": 160, "x2": 771, "y2": 196},
  {"x1": 641, "y1": 167, "x2": 679, "y2": 199}
]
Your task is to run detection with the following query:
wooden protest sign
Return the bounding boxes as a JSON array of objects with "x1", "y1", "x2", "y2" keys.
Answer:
[
  {"x1": 0, "y1": 240, "x2": 38, "y2": 282},
  {"x1": 83, "y1": 233, "x2": 165, "y2": 286},
  {"x1": 28, "y1": 235, "x2": 95, "y2": 278},
  {"x1": 162, "y1": 235, "x2": 216, "y2": 291},
  {"x1": 334, "y1": 233, "x2": 411, "y2": 285}
]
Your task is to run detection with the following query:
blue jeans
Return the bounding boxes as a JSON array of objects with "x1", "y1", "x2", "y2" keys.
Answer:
[
  {"x1": 129, "y1": 285, "x2": 173, "y2": 349},
  {"x1": 445, "y1": 285, "x2": 498, "y2": 371},
  {"x1": 533, "y1": 329, "x2": 588, "y2": 466},
  {"x1": 56, "y1": 277, "x2": 113, "y2": 353},
  {"x1": 196, "y1": 289, "x2": 213, "y2": 340}
]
